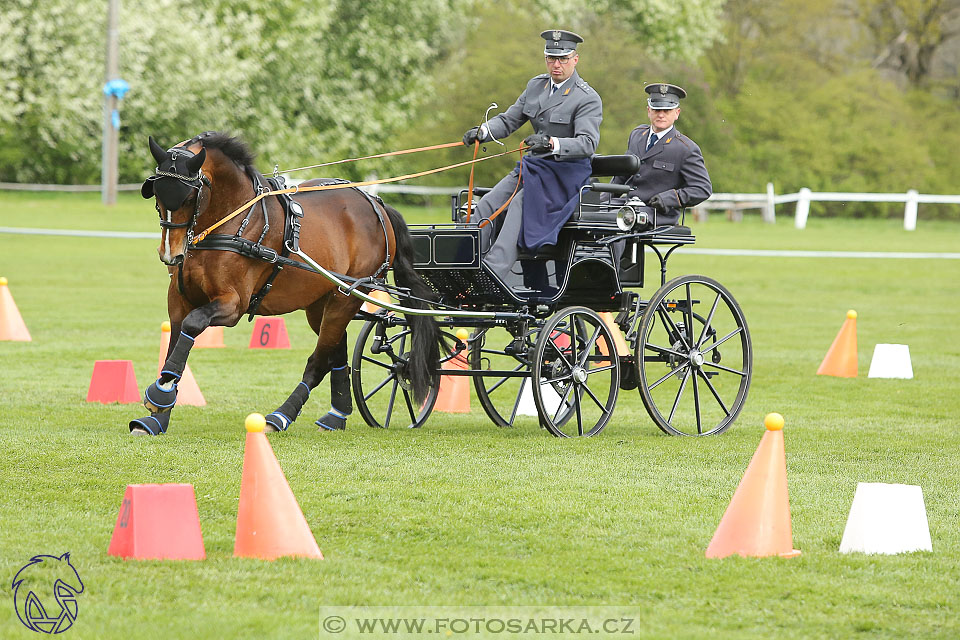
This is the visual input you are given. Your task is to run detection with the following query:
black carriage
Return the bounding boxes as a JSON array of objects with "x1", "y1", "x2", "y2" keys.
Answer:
[{"x1": 350, "y1": 155, "x2": 752, "y2": 437}]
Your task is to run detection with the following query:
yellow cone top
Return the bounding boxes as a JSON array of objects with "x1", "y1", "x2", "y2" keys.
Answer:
[
  {"x1": 847, "y1": 310, "x2": 857, "y2": 319},
  {"x1": 0, "y1": 277, "x2": 7, "y2": 286},
  {"x1": 245, "y1": 413, "x2": 266, "y2": 432},
  {"x1": 456, "y1": 328, "x2": 470, "y2": 341},
  {"x1": 161, "y1": 321, "x2": 171, "y2": 332},
  {"x1": 764, "y1": 412, "x2": 785, "y2": 431}
]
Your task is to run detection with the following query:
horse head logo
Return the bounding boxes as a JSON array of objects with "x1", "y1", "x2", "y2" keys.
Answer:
[{"x1": 12, "y1": 552, "x2": 84, "y2": 634}]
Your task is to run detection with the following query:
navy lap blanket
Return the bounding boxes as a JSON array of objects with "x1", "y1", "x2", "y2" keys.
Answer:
[{"x1": 518, "y1": 156, "x2": 592, "y2": 252}]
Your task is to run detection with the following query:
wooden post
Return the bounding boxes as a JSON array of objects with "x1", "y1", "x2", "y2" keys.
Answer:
[
  {"x1": 794, "y1": 188, "x2": 811, "y2": 229},
  {"x1": 904, "y1": 189, "x2": 918, "y2": 231},
  {"x1": 763, "y1": 182, "x2": 776, "y2": 223}
]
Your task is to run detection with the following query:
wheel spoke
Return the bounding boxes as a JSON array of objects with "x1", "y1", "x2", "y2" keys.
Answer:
[
  {"x1": 580, "y1": 379, "x2": 607, "y2": 412},
  {"x1": 696, "y1": 293, "x2": 722, "y2": 349},
  {"x1": 402, "y1": 387, "x2": 417, "y2": 424},
  {"x1": 552, "y1": 382, "x2": 575, "y2": 423},
  {"x1": 384, "y1": 379, "x2": 399, "y2": 429},
  {"x1": 579, "y1": 324, "x2": 602, "y2": 368},
  {"x1": 702, "y1": 360, "x2": 747, "y2": 376},
  {"x1": 667, "y1": 367, "x2": 691, "y2": 423},
  {"x1": 649, "y1": 362, "x2": 690, "y2": 390},
  {"x1": 700, "y1": 327, "x2": 743, "y2": 354},
  {"x1": 363, "y1": 374, "x2": 394, "y2": 401},
  {"x1": 697, "y1": 368, "x2": 730, "y2": 416},
  {"x1": 575, "y1": 388, "x2": 584, "y2": 436},
  {"x1": 643, "y1": 342, "x2": 686, "y2": 359},
  {"x1": 584, "y1": 362, "x2": 617, "y2": 374},
  {"x1": 361, "y1": 354, "x2": 395, "y2": 370},
  {"x1": 692, "y1": 366, "x2": 703, "y2": 435},
  {"x1": 657, "y1": 305, "x2": 690, "y2": 351}
]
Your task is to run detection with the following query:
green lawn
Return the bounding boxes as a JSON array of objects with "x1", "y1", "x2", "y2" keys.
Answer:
[{"x1": 1, "y1": 191, "x2": 959, "y2": 639}]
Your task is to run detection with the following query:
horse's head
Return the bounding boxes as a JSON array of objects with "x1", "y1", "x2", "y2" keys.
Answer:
[
  {"x1": 142, "y1": 136, "x2": 209, "y2": 266},
  {"x1": 12, "y1": 552, "x2": 85, "y2": 632}
]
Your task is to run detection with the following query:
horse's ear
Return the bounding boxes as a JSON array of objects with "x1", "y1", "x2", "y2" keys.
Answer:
[
  {"x1": 149, "y1": 136, "x2": 167, "y2": 165},
  {"x1": 186, "y1": 147, "x2": 206, "y2": 174}
]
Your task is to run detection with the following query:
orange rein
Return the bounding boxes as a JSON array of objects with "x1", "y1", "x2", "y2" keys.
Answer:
[{"x1": 191, "y1": 142, "x2": 527, "y2": 246}]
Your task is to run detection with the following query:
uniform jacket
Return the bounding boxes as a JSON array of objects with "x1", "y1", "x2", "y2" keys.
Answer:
[
  {"x1": 484, "y1": 70, "x2": 602, "y2": 159},
  {"x1": 610, "y1": 124, "x2": 712, "y2": 224}
]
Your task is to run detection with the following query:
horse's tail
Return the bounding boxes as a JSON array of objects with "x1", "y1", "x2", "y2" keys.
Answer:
[{"x1": 383, "y1": 204, "x2": 443, "y2": 405}]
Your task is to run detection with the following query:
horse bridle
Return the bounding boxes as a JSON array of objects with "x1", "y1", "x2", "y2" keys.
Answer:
[{"x1": 154, "y1": 168, "x2": 211, "y2": 248}]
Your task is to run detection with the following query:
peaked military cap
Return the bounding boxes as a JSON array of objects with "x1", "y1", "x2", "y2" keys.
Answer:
[
  {"x1": 645, "y1": 83, "x2": 687, "y2": 109},
  {"x1": 541, "y1": 29, "x2": 583, "y2": 56}
]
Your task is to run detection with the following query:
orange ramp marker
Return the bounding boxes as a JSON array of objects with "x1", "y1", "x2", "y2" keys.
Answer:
[
  {"x1": 234, "y1": 413, "x2": 324, "y2": 560},
  {"x1": 0, "y1": 277, "x2": 32, "y2": 341},
  {"x1": 193, "y1": 326, "x2": 225, "y2": 348},
  {"x1": 705, "y1": 412, "x2": 801, "y2": 559},
  {"x1": 435, "y1": 329, "x2": 471, "y2": 413},
  {"x1": 158, "y1": 322, "x2": 206, "y2": 406},
  {"x1": 107, "y1": 484, "x2": 206, "y2": 560},
  {"x1": 598, "y1": 312, "x2": 630, "y2": 356},
  {"x1": 361, "y1": 289, "x2": 393, "y2": 314},
  {"x1": 86, "y1": 360, "x2": 140, "y2": 403},
  {"x1": 817, "y1": 310, "x2": 858, "y2": 377},
  {"x1": 249, "y1": 317, "x2": 290, "y2": 349}
]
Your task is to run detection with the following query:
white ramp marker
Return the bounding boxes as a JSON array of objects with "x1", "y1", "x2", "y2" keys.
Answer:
[
  {"x1": 839, "y1": 483, "x2": 932, "y2": 554},
  {"x1": 517, "y1": 378, "x2": 563, "y2": 418},
  {"x1": 867, "y1": 344, "x2": 914, "y2": 379}
]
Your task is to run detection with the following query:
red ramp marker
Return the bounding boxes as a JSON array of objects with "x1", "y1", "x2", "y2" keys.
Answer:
[
  {"x1": 107, "y1": 484, "x2": 206, "y2": 560},
  {"x1": 193, "y1": 326, "x2": 225, "y2": 348},
  {"x1": 86, "y1": 360, "x2": 140, "y2": 404},
  {"x1": 249, "y1": 317, "x2": 290, "y2": 349}
]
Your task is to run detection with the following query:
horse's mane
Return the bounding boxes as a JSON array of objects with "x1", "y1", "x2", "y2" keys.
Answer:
[{"x1": 189, "y1": 131, "x2": 256, "y2": 169}]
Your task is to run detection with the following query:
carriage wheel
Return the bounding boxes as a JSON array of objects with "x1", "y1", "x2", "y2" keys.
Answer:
[
  {"x1": 532, "y1": 307, "x2": 619, "y2": 437},
  {"x1": 351, "y1": 318, "x2": 439, "y2": 429},
  {"x1": 636, "y1": 275, "x2": 752, "y2": 436},
  {"x1": 470, "y1": 326, "x2": 535, "y2": 428}
]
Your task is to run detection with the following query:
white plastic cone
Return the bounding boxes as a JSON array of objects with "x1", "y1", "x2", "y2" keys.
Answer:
[
  {"x1": 839, "y1": 483, "x2": 932, "y2": 554},
  {"x1": 867, "y1": 344, "x2": 913, "y2": 379}
]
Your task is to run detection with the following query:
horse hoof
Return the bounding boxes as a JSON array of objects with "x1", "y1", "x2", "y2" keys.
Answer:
[
  {"x1": 264, "y1": 412, "x2": 292, "y2": 432},
  {"x1": 129, "y1": 413, "x2": 170, "y2": 436},
  {"x1": 316, "y1": 412, "x2": 347, "y2": 432}
]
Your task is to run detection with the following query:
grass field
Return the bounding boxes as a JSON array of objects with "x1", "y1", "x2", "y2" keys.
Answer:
[{"x1": 1, "y1": 191, "x2": 959, "y2": 639}]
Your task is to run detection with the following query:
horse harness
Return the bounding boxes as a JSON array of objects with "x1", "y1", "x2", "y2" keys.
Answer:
[{"x1": 155, "y1": 159, "x2": 392, "y2": 319}]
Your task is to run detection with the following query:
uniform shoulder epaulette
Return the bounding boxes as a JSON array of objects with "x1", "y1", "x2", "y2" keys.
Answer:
[
  {"x1": 575, "y1": 78, "x2": 594, "y2": 94},
  {"x1": 534, "y1": 73, "x2": 549, "y2": 80},
  {"x1": 673, "y1": 131, "x2": 692, "y2": 148}
]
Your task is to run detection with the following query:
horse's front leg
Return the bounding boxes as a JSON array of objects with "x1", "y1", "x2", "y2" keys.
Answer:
[{"x1": 130, "y1": 295, "x2": 242, "y2": 436}]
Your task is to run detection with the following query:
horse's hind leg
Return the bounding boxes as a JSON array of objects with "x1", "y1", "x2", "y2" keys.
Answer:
[{"x1": 315, "y1": 336, "x2": 352, "y2": 431}]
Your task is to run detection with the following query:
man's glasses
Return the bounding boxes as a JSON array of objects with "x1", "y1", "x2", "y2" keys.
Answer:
[{"x1": 545, "y1": 55, "x2": 574, "y2": 65}]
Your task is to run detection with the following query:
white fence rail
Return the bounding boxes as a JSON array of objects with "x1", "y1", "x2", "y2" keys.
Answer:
[{"x1": 2, "y1": 180, "x2": 958, "y2": 230}]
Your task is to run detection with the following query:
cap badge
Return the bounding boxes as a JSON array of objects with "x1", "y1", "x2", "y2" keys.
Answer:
[
  {"x1": 553, "y1": 30, "x2": 561, "y2": 40},
  {"x1": 659, "y1": 84, "x2": 668, "y2": 95}
]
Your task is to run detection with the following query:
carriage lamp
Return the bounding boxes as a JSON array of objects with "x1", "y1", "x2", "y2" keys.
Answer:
[{"x1": 617, "y1": 197, "x2": 651, "y2": 231}]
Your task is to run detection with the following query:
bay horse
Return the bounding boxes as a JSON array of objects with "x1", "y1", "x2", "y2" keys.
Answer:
[{"x1": 131, "y1": 131, "x2": 441, "y2": 435}]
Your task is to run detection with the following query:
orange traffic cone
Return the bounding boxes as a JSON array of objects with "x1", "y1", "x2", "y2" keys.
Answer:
[
  {"x1": 361, "y1": 289, "x2": 393, "y2": 314},
  {"x1": 193, "y1": 326, "x2": 225, "y2": 348},
  {"x1": 435, "y1": 329, "x2": 471, "y2": 413},
  {"x1": 234, "y1": 414, "x2": 324, "y2": 560},
  {"x1": 705, "y1": 413, "x2": 801, "y2": 559},
  {"x1": 0, "y1": 277, "x2": 31, "y2": 341},
  {"x1": 817, "y1": 310, "x2": 858, "y2": 377},
  {"x1": 158, "y1": 322, "x2": 206, "y2": 406}
]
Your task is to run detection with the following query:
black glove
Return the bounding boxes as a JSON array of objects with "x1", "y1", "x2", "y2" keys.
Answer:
[
  {"x1": 523, "y1": 133, "x2": 553, "y2": 153},
  {"x1": 462, "y1": 127, "x2": 480, "y2": 146},
  {"x1": 648, "y1": 193, "x2": 666, "y2": 212}
]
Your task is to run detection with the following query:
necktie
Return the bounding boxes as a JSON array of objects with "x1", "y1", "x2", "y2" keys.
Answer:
[
  {"x1": 551, "y1": 84, "x2": 559, "y2": 96},
  {"x1": 646, "y1": 133, "x2": 658, "y2": 152}
]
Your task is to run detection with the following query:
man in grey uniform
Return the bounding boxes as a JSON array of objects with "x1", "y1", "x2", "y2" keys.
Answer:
[
  {"x1": 610, "y1": 83, "x2": 712, "y2": 225},
  {"x1": 463, "y1": 29, "x2": 602, "y2": 294}
]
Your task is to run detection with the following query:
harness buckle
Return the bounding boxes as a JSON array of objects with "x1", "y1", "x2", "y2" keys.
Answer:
[{"x1": 260, "y1": 247, "x2": 279, "y2": 263}]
